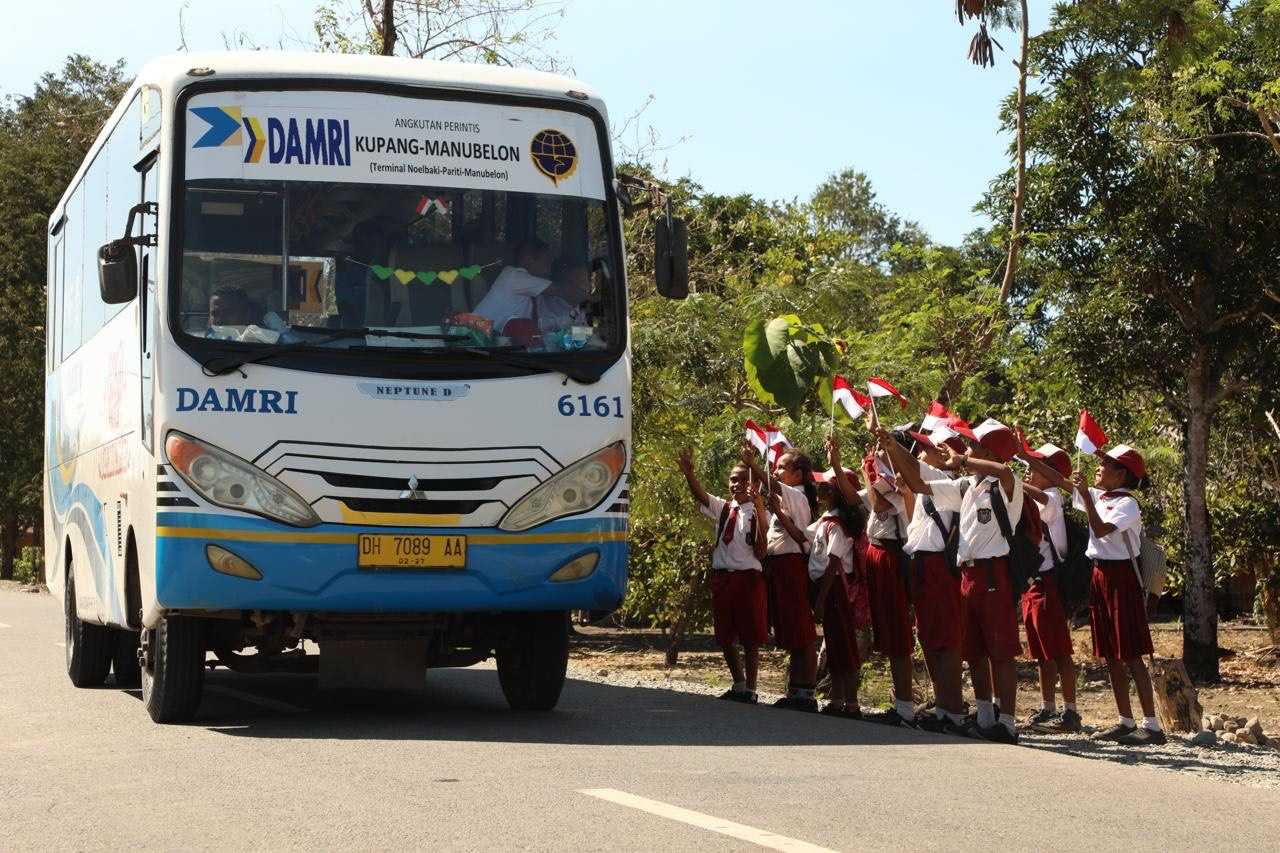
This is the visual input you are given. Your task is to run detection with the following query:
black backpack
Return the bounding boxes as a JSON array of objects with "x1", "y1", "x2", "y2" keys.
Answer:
[
  {"x1": 989, "y1": 482, "x2": 1042, "y2": 599},
  {"x1": 1052, "y1": 514, "x2": 1094, "y2": 616}
]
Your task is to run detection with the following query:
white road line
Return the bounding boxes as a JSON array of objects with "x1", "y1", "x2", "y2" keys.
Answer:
[
  {"x1": 0, "y1": 622, "x2": 11, "y2": 628},
  {"x1": 579, "y1": 788, "x2": 838, "y2": 853},
  {"x1": 204, "y1": 685, "x2": 305, "y2": 714},
  {"x1": 53, "y1": 641, "x2": 66, "y2": 647}
]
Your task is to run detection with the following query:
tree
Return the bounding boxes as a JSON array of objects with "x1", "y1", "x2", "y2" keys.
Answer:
[
  {"x1": 1013, "y1": 0, "x2": 1280, "y2": 680},
  {"x1": 0, "y1": 56, "x2": 127, "y2": 578}
]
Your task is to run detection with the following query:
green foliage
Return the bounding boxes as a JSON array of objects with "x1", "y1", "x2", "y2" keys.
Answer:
[{"x1": 742, "y1": 315, "x2": 838, "y2": 416}]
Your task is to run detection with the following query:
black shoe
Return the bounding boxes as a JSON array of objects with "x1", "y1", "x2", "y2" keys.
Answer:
[
  {"x1": 1092, "y1": 722, "x2": 1137, "y2": 742},
  {"x1": 916, "y1": 713, "x2": 948, "y2": 733},
  {"x1": 838, "y1": 706, "x2": 863, "y2": 720},
  {"x1": 978, "y1": 722, "x2": 1019, "y2": 745},
  {"x1": 940, "y1": 716, "x2": 970, "y2": 737},
  {"x1": 774, "y1": 695, "x2": 819, "y2": 712},
  {"x1": 719, "y1": 688, "x2": 757, "y2": 704},
  {"x1": 958, "y1": 718, "x2": 985, "y2": 739},
  {"x1": 1052, "y1": 709, "x2": 1083, "y2": 733},
  {"x1": 1025, "y1": 707, "x2": 1058, "y2": 727},
  {"x1": 1116, "y1": 726, "x2": 1167, "y2": 747},
  {"x1": 820, "y1": 702, "x2": 846, "y2": 716},
  {"x1": 865, "y1": 707, "x2": 915, "y2": 728}
]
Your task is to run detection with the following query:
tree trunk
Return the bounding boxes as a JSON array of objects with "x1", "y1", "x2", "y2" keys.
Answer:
[
  {"x1": 0, "y1": 506, "x2": 16, "y2": 581},
  {"x1": 1182, "y1": 350, "x2": 1219, "y2": 682},
  {"x1": 1151, "y1": 657, "x2": 1203, "y2": 733},
  {"x1": 998, "y1": 0, "x2": 1030, "y2": 303},
  {"x1": 379, "y1": 0, "x2": 396, "y2": 56}
]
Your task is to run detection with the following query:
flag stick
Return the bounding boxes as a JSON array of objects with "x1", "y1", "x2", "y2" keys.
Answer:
[{"x1": 870, "y1": 395, "x2": 897, "y2": 478}]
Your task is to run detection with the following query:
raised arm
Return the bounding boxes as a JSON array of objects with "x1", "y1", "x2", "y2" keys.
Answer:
[
  {"x1": 956, "y1": 453, "x2": 1015, "y2": 500},
  {"x1": 1072, "y1": 471, "x2": 1116, "y2": 537},
  {"x1": 750, "y1": 491, "x2": 769, "y2": 560},
  {"x1": 767, "y1": 492, "x2": 810, "y2": 549},
  {"x1": 738, "y1": 441, "x2": 776, "y2": 494},
  {"x1": 677, "y1": 448, "x2": 711, "y2": 508},
  {"x1": 825, "y1": 435, "x2": 860, "y2": 506},
  {"x1": 1016, "y1": 448, "x2": 1073, "y2": 492},
  {"x1": 876, "y1": 427, "x2": 931, "y2": 495},
  {"x1": 1022, "y1": 480, "x2": 1050, "y2": 505}
]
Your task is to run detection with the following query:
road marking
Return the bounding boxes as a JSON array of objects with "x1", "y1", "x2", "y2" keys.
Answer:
[
  {"x1": 204, "y1": 685, "x2": 305, "y2": 714},
  {"x1": 53, "y1": 641, "x2": 66, "y2": 647},
  {"x1": 578, "y1": 788, "x2": 838, "y2": 853},
  {"x1": 0, "y1": 622, "x2": 11, "y2": 628}
]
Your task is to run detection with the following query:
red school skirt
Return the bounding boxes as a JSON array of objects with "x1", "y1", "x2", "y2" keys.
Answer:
[
  {"x1": 1089, "y1": 559, "x2": 1154, "y2": 660},
  {"x1": 910, "y1": 551, "x2": 963, "y2": 653},
  {"x1": 710, "y1": 569, "x2": 769, "y2": 649},
  {"x1": 959, "y1": 557, "x2": 1022, "y2": 661},
  {"x1": 764, "y1": 553, "x2": 818, "y2": 652},
  {"x1": 865, "y1": 541, "x2": 914, "y2": 658},
  {"x1": 1021, "y1": 573, "x2": 1074, "y2": 661},
  {"x1": 822, "y1": 569, "x2": 862, "y2": 676}
]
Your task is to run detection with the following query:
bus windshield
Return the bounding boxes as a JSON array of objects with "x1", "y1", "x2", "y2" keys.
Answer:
[{"x1": 177, "y1": 87, "x2": 620, "y2": 362}]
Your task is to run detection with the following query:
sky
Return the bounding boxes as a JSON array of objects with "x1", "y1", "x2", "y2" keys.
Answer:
[{"x1": 1, "y1": 0, "x2": 1053, "y2": 246}]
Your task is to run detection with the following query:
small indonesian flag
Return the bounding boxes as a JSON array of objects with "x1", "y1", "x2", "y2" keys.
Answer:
[
  {"x1": 921, "y1": 400, "x2": 954, "y2": 432},
  {"x1": 832, "y1": 376, "x2": 871, "y2": 420},
  {"x1": 745, "y1": 420, "x2": 792, "y2": 465},
  {"x1": 1075, "y1": 409, "x2": 1108, "y2": 455},
  {"x1": 416, "y1": 195, "x2": 451, "y2": 216},
  {"x1": 867, "y1": 376, "x2": 909, "y2": 410}
]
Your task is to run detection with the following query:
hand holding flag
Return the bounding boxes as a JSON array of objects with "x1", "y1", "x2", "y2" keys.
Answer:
[
  {"x1": 744, "y1": 420, "x2": 792, "y2": 466},
  {"x1": 832, "y1": 376, "x2": 871, "y2": 421}
]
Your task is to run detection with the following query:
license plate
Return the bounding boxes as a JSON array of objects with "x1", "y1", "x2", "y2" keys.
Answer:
[{"x1": 357, "y1": 534, "x2": 466, "y2": 569}]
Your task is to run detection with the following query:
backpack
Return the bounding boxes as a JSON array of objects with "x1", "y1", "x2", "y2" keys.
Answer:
[
  {"x1": 989, "y1": 481, "x2": 1042, "y2": 599},
  {"x1": 919, "y1": 495, "x2": 961, "y2": 578},
  {"x1": 1121, "y1": 526, "x2": 1168, "y2": 598},
  {"x1": 1052, "y1": 514, "x2": 1094, "y2": 616}
]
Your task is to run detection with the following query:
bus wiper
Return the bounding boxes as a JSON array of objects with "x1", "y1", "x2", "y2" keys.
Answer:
[
  {"x1": 453, "y1": 346, "x2": 601, "y2": 385},
  {"x1": 201, "y1": 327, "x2": 470, "y2": 376}
]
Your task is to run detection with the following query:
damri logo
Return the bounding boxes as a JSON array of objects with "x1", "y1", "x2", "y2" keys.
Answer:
[
  {"x1": 190, "y1": 106, "x2": 352, "y2": 167},
  {"x1": 176, "y1": 387, "x2": 299, "y2": 414}
]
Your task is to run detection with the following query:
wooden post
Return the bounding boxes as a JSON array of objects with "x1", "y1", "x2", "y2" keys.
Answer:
[{"x1": 1151, "y1": 656, "x2": 1203, "y2": 733}]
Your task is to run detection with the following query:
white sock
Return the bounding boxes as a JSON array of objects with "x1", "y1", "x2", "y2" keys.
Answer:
[
  {"x1": 732, "y1": 680, "x2": 746, "y2": 693},
  {"x1": 1064, "y1": 702, "x2": 1077, "y2": 712},
  {"x1": 977, "y1": 700, "x2": 995, "y2": 728},
  {"x1": 999, "y1": 713, "x2": 1016, "y2": 735},
  {"x1": 1119, "y1": 715, "x2": 1136, "y2": 728},
  {"x1": 1143, "y1": 716, "x2": 1162, "y2": 732},
  {"x1": 894, "y1": 699, "x2": 915, "y2": 720},
  {"x1": 934, "y1": 706, "x2": 947, "y2": 720},
  {"x1": 1040, "y1": 700, "x2": 1057, "y2": 713}
]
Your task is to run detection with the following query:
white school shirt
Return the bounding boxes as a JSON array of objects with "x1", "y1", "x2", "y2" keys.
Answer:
[
  {"x1": 701, "y1": 495, "x2": 763, "y2": 572},
  {"x1": 805, "y1": 512, "x2": 855, "y2": 581},
  {"x1": 766, "y1": 482, "x2": 812, "y2": 556},
  {"x1": 1072, "y1": 487, "x2": 1142, "y2": 560},
  {"x1": 859, "y1": 484, "x2": 905, "y2": 541},
  {"x1": 1034, "y1": 487, "x2": 1069, "y2": 573},
  {"x1": 473, "y1": 266, "x2": 552, "y2": 330},
  {"x1": 927, "y1": 474, "x2": 1024, "y2": 564},
  {"x1": 904, "y1": 460, "x2": 956, "y2": 556},
  {"x1": 534, "y1": 291, "x2": 587, "y2": 332}
]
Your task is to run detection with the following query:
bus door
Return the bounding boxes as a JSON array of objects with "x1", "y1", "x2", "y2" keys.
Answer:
[{"x1": 137, "y1": 155, "x2": 158, "y2": 453}]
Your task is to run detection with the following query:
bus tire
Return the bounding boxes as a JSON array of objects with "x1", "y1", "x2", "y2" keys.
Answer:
[
  {"x1": 111, "y1": 628, "x2": 142, "y2": 688},
  {"x1": 141, "y1": 615, "x2": 205, "y2": 723},
  {"x1": 495, "y1": 611, "x2": 569, "y2": 711},
  {"x1": 65, "y1": 569, "x2": 112, "y2": 688}
]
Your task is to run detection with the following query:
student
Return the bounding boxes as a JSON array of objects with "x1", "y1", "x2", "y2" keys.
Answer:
[
  {"x1": 826, "y1": 434, "x2": 915, "y2": 727},
  {"x1": 740, "y1": 444, "x2": 819, "y2": 711},
  {"x1": 1024, "y1": 443, "x2": 1162, "y2": 745},
  {"x1": 1013, "y1": 442, "x2": 1080, "y2": 733},
  {"x1": 473, "y1": 238, "x2": 554, "y2": 330},
  {"x1": 882, "y1": 418, "x2": 1025, "y2": 744},
  {"x1": 899, "y1": 428, "x2": 967, "y2": 734},
  {"x1": 677, "y1": 448, "x2": 770, "y2": 703},
  {"x1": 808, "y1": 472, "x2": 868, "y2": 718}
]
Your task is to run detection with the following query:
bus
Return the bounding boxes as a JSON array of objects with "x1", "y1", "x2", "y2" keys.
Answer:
[{"x1": 45, "y1": 52, "x2": 686, "y2": 723}]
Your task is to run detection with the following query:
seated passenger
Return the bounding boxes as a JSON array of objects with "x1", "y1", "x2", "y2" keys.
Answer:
[
  {"x1": 473, "y1": 238, "x2": 554, "y2": 330},
  {"x1": 535, "y1": 263, "x2": 592, "y2": 332},
  {"x1": 207, "y1": 286, "x2": 256, "y2": 337}
]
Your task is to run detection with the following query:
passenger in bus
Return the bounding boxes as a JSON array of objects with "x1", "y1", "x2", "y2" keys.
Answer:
[
  {"x1": 473, "y1": 238, "x2": 555, "y2": 330},
  {"x1": 337, "y1": 217, "x2": 399, "y2": 328},
  {"x1": 535, "y1": 263, "x2": 592, "y2": 332},
  {"x1": 207, "y1": 286, "x2": 257, "y2": 338}
]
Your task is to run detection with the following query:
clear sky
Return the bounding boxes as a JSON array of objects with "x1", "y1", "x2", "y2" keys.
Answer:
[{"x1": 1, "y1": 0, "x2": 1051, "y2": 246}]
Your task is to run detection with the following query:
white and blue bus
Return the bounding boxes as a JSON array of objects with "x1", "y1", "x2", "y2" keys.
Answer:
[{"x1": 45, "y1": 53, "x2": 686, "y2": 722}]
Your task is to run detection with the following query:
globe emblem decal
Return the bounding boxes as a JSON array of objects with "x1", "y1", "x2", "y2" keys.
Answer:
[{"x1": 530, "y1": 129, "x2": 577, "y2": 185}]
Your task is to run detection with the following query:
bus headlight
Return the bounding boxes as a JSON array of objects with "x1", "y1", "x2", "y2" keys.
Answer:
[
  {"x1": 165, "y1": 431, "x2": 321, "y2": 528},
  {"x1": 499, "y1": 442, "x2": 626, "y2": 531}
]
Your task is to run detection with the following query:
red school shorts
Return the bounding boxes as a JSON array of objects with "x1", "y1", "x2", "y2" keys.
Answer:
[
  {"x1": 711, "y1": 569, "x2": 769, "y2": 649},
  {"x1": 821, "y1": 571, "x2": 862, "y2": 676},
  {"x1": 764, "y1": 554, "x2": 818, "y2": 652},
  {"x1": 865, "y1": 541, "x2": 914, "y2": 658},
  {"x1": 910, "y1": 551, "x2": 963, "y2": 653},
  {"x1": 1089, "y1": 559, "x2": 1154, "y2": 660},
  {"x1": 959, "y1": 557, "x2": 1023, "y2": 662},
  {"x1": 1021, "y1": 573, "x2": 1074, "y2": 661}
]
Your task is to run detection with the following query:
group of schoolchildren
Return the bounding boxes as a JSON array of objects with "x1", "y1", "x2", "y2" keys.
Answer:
[{"x1": 677, "y1": 411, "x2": 1165, "y2": 747}]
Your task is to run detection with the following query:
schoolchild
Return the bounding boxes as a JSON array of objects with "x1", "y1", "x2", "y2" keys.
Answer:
[
  {"x1": 882, "y1": 418, "x2": 1025, "y2": 744},
  {"x1": 826, "y1": 433, "x2": 915, "y2": 727},
  {"x1": 807, "y1": 473, "x2": 869, "y2": 718},
  {"x1": 1024, "y1": 443, "x2": 1163, "y2": 745},
  {"x1": 899, "y1": 428, "x2": 967, "y2": 733},
  {"x1": 1012, "y1": 442, "x2": 1080, "y2": 732},
  {"x1": 739, "y1": 444, "x2": 820, "y2": 711},
  {"x1": 677, "y1": 448, "x2": 769, "y2": 703}
]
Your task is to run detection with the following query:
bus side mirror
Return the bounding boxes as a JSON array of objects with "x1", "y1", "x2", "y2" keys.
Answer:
[
  {"x1": 97, "y1": 240, "x2": 138, "y2": 304},
  {"x1": 654, "y1": 215, "x2": 689, "y2": 299}
]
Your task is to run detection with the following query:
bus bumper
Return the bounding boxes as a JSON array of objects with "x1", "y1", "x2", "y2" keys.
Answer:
[{"x1": 153, "y1": 512, "x2": 627, "y2": 613}]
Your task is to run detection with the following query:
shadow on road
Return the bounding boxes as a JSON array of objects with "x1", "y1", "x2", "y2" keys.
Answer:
[{"x1": 195, "y1": 667, "x2": 969, "y2": 750}]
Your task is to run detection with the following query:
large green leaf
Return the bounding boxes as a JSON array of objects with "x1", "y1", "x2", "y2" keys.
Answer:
[{"x1": 743, "y1": 315, "x2": 838, "y2": 415}]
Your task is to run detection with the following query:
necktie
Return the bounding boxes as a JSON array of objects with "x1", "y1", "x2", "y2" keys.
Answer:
[
  {"x1": 722, "y1": 505, "x2": 738, "y2": 545},
  {"x1": 1100, "y1": 490, "x2": 1129, "y2": 499}
]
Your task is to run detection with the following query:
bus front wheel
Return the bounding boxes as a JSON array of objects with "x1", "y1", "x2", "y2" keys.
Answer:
[
  {"x1": 495, "y1": 611, "x2": 569, "y2": 711},
  {"x1": 65, "y1": 569, "x2": 112, "y2": 688},
  {"x1": 141, "y1": 615, "x2": 205, "y2": 723}
]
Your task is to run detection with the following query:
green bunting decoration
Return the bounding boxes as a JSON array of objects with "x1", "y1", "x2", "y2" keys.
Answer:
[{"x1": 362, "y1": 260, "x2": 494, "y2": 286}]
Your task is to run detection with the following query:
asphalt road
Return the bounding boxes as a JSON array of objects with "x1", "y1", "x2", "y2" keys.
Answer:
[{"x1": 2, "y1": 588, "x2": 1277, "y2": 852}]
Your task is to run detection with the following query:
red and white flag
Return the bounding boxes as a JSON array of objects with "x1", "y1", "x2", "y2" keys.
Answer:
[
  {"x1": 745, "y1": 420, "x2": 792, "y2": 464},
  {"x1": 1075, "y1": 409, "x2": 1108, "y2": 455},
  {"x1": 832, "y1": 376, "x2": 871, "y2": 420},
  {"x1": 921, "y1": 400, "x2": 954, "y2": 432},
  {"x1": 867, "y1": 376, "x2": 909, "y2": 410},
  {"x1": 416, "y1": 195, "x2": 450, "y2": 215}
]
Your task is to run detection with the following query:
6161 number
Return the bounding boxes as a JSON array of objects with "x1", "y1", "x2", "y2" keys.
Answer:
[{"x1": 558, "y1": 394, "x2": 624, "y2": 418}]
